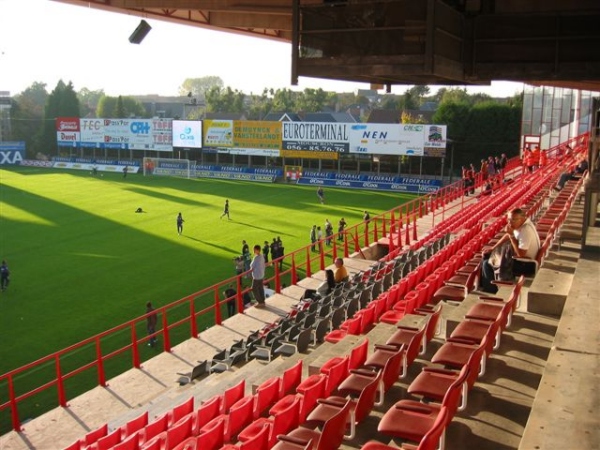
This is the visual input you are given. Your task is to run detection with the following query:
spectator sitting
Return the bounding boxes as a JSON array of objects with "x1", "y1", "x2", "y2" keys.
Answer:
[
  {"x1": 334, "y1": 257, "x2": 349, "y2": 284},
  {"x1": 554, "y1": 156, "x2": 588, "y2": 191}
]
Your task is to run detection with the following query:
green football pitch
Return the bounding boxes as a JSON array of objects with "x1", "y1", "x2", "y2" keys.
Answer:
[{"x1": 0, "y1": 167, "x2": 416, "y2": 376}]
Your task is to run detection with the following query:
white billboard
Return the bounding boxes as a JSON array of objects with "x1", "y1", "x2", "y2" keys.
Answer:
[{"x1": 172, "y1": 120, "x2": 203, "y2": 148}]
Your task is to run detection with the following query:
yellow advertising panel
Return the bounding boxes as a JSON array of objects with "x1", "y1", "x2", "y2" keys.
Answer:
[
  {"x1": 203, "y1": 120, "x2": 233, "y2": 147},
  {"x1": 280, "y1": 149, "x2": 339, "y2": 160},
  {"x1": 233, "y1": 121, "x2": 281, "y2": 150}
]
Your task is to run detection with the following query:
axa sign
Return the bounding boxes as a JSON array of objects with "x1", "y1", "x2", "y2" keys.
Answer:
[{"x1": 0, "y1": 146, "x2": 25, "y2": 165}]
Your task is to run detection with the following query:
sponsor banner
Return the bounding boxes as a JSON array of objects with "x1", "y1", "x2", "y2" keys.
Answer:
[
  {"x1": 203, "y1": 120, "x2": 233, "y2": 147},
  {"x1": 65, "y1": 118, "x2": 172, "y2": 151},
  {"x1": 348, "y1": 123, "x2": 447, "y2": 156},
  {"x1": 301, "y1": 171, "x2": 442, "y2": 187},
  {"x1": 233, "y1": 121, "x2": 281, "y2": 150},
  {"x1": 424, "y1": 125, "x2": 446, "y2": 148},
  {"x1": 196, "y1": 171, "x2": 276, "y2": 182},
  {"x1": 50, "y1": 162, "x2": 137, "y2": 173},
  {"x1": 282, "y1": 122, "x2": 350, "y2": 153},
  {"x1": 349, "y1": 123, "x2": 423, "y2": 156},
  {"x1": 280, "y1": 149, "x2": 339, "y2": 160},
  {"x1": 55, "y1": 117, "x2": 79, "y2": 148},
  {"x1": 297, "y1": 177, "x2": 439, "y2": 193},
  {"x1": 0, "y1": 141, "x2": 25, "y2": 165},
  {"x1": 216, "y1": 147, "x2": 280, "y2": 157},
  {"x1": 172, "y1": 120, "x2": 202, "y2": 148},
  {"x1": 195, "y1": 165, "x2": 282, "y2": 176},
  {"x1": 21, "y1": 160, "x2": 54, "y2": 168}
]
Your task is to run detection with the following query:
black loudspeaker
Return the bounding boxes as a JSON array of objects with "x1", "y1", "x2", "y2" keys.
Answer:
[{"x1": 129, "y1": 20, "x2": 152, "y2": 44}]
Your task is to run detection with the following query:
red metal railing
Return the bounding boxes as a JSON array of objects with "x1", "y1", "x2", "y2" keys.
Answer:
[{"x1": 0, "y1": 133, "x2": 589, "y2": 432}]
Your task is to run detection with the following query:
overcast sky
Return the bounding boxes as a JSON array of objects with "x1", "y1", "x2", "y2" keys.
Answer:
[{"x1": 0, "y1": 0, "x2": 524, "y2": 98}]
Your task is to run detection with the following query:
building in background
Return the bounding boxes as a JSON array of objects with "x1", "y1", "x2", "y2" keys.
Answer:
[{"x1": 521, "y1": 84, "x2": 600, "y2": 150}]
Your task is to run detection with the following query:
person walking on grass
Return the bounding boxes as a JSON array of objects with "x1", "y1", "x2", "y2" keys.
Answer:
[
  {"x1": 317, "y1": 186, "x2": 325, "y2": 204},
  {"x1": 1, "y1": 260, "x2": 10, "y2": 292},
  {"x1": 220, "y1": 199, "x2": 230, "y2": 220},
  {"x1": 177, "y1": 212, "x2": 185, "y2": 235},
  {"x1": 146, "y1": 302, "x2": 158, "y2": 347}
]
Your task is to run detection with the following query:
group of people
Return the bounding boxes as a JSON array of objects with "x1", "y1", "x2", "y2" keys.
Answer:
[
  {"x1": 310, "y1": 218, "x2": 348, "y2": 251},
  {"x1": 461, "y1": 153, "x2": 509, "y2": 196}
]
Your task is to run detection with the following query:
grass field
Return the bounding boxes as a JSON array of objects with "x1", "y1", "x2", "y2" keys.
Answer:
[{"x1": 0, "y1": 167, "x2": 416, "y2": 376}]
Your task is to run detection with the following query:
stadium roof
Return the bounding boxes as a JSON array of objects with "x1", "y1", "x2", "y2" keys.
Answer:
[{"x1": 55, "y1": 0, "x2": 600, "y2": 92}]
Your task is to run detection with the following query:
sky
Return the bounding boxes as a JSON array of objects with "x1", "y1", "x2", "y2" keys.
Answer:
[{"x1": 0, "y1": 0, "x2": 524, "y2": 99}]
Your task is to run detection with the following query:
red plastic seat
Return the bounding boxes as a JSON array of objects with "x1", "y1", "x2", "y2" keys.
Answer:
[
  {"x1": 337, "y1": 349, "x2": 404, "y2": 406},
  {"x1": 305, "y1": 370, "x2": 381, "y2": 440},
  {"x1": 119, "y1": 411, "x2": 149, "y2": 439},
  {"x1": 378, "y1": 367, "x2": 463, "y2": 450},
  {"x1": 189, "y1": 395, "x2": 221, "y2": 435},
  {"x1": 238, "y1": 395, "x2": 300, "y2": 448},
  {"x1": 450, "y1": 312, "x2": 504, "y2": 351},
  {"x1": 299, "y1": 356, "x2": 348, "y2": 397},
  {"x1": 254, "y1": 377, "x2": 282, "y2": 419},
  {"x1": 431, "y1": 335, "x2": 490, "y2": 378},
  {"x1": 201, "y1": 395, "x2": 255, "y2": 443},
  {"x1": 92, "y1": 428, "x2": 121, "y2": 450},
  {"x1": 361, "y1": 405, "x2": 448, "y2": 450},
  {"x1": 167, "y1": 397, "x2": 194, "y2": 427},
  {"x1": 408, "y1": 363, "x2": 471, "y2": 413},
  {"x1": 320, "y1": 338, "x2": 368, "y2": 375},
  {"x1": 272, "y1": 400, "x2": 351, "y2": 450},
  {"x1": 139, "y1": 414, "x2": 168, "y2": 445},
  {"x1": 221, "y1": 422, "x2": 270, "y2": 450},
  {"x1": 112, "y1": 433, "x2": 139, "y2": 450},
  {"x1": 80, "y1": 423, "x2": 108, "y2": 448},
  {"x1": 270, "y1": 374, "x2": 326, "y2": 423},
  {"x1": 194, "y1": 416, "x2": 225, "y2": 450},
  {"x1": 366, "y1": 325, "x2": 425, "y2": 379},
  {"x1": 432, "y1": 284, "x2": 467, "y2": 304},
  {"x1": 223, "y1": 380, "x2": 246, "y2": 414},
  {"x1": 379, "y1": 291, "x2": 418, "y2": 325}
]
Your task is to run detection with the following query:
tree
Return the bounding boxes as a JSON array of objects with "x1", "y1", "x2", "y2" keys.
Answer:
[
  {"x1": 179, "y1": 76, "x2": 224, "y2": 100},
  {"x1": 296, "y1": 88, "x2": 328, "y2": 112},
  {"x1": 439, "y1": 87, "x2": 470, "y2": 105},
  {"x1": 406, "y1": 85, "x2": 430, "y2": 107},
  {"x1": 11, "y1": 82, "x2": 48, "y2": 155},
  {"x1": 205, "y1": 86, "x2": 245, "y2": 113},
  {"x1": 245, "y1": 89, "x2": 274, "y2": 120},
  {"x1": 95, "y1": 95, "x2": 146, "y2": 118},
  {"x1": 39, "y1": 80, "x2": 80, "y2": 156},
  {"x1": 77, "y1": 88, "x2": 105, "y2": 117},
  {"x1": 271, "y1": 88, "x2": 296, "y2": 112}
]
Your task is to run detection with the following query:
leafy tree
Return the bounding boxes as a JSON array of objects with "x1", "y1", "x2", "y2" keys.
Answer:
[
  {"x1": 398, "y1": 91, "x2": 419, "y2": 110},
  {"x1": 11, "y1": 82, "x2": 48, "y2": 154},
  {"x1": 179, "y1": 76, "x2": 224, "y2": 99},
  {"x1": 39, "y1": 80, "x2": 80, "y2": 156},
  {"x1": 406, "y1": 85, "x2": 430, "y2": 107},
  {"x1": 96, "y1": 95, "x2": 146, "y2": 118},
  {"x1": 246, "y1": 89, "x2": 274, "y2": 120},
  {"x1": 296, "y1": 88, "x2": 328, "y2": 112},
  {"x1": 114, "y1": 96, "x2": 127, "y2": 118},
  {"x1": 77, "y1": 88, "x2": 105, "y2": 117},
  {"x1": 271, "y1": 88, "x2": 296, "y2": 112},
  {"x1": 439, "y1": 87, "x2": 470, "y2": 105},
  {"x1": 205, "y1": 86, "x2": 245, "y2": 113}
]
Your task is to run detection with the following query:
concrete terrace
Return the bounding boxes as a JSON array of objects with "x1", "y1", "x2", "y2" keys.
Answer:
[{"x1": 1, "y1": 174, "x2": 599, "y2": 450}]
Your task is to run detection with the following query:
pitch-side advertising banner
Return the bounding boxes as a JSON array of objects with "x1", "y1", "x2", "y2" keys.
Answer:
[
  {"x1": 203, "y1": 120, "x2": 233, "y2": 147},
  {"x1": 282, "y1": 122, "x2": 350, "y2": 153},
  {"x1": 59, "y1": 118, "x2": 172, "y2": 151},
  {"x1": 172, "y1": 120, "x2": 202, "y2": 148},
  {"x1": 348, "y1": 124, "x2": 447, "y2": 156}
]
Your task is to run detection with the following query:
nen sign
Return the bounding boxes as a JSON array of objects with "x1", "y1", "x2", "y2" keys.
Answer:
[{"x1": 0, "y1": 142, "x2": 25, "y2": 165}]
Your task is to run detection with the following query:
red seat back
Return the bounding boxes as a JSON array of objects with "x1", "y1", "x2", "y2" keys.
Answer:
[
  {"x1": 281, "y1": 360, "x2": 303, "y2": 396},
  {"x1": 316, "y1": 400, "x2": 352, "y2": 450},
  {"x1": 196, "y1": 417, "x2": 225, "y2": 450},
  {"x1": 254, "y1": 377, "x2": 281, "y2": 419},
  {"x1": 166, "y1": 415, "x2": 193, "y2": 450},
  {"x1": 349, "y1": 338, "x2": 369, "y2": 370},
  {"x1": 223, "y1": 380, "x2": 246, "y2": 413},
  {"x1": 269, "y1": 396, "x2": 301, "y2": 447},
  {"x1": 168, "y1": 397, "x2": 194, "y2": 426}
]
